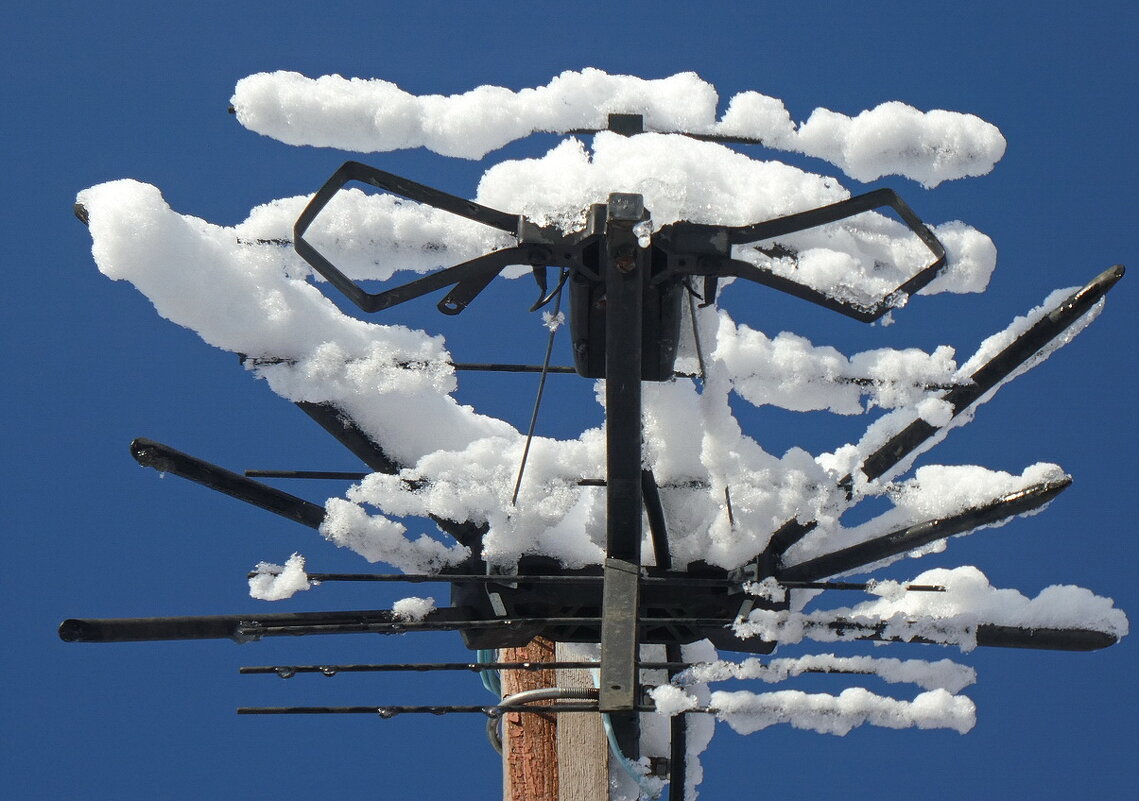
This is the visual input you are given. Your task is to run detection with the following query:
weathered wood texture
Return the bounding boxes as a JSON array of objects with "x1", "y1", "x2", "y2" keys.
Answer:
[
  {"x1": 501, "y1": 637, "x2": 558, "y2": 801},
  {"x1": 556, "y1": 642, "x2": 609, "y2": 801}
]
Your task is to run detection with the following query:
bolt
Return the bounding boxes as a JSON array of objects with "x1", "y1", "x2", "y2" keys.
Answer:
[{"x1": 613, "y1": 246, "x2": 637, "y2": 273}]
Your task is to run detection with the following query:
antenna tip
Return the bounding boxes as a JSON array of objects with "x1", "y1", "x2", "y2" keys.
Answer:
[
  {"x1": 1091, "y1": 264, "x2": 1126, "y2": 295},
  {"x1": 59, "y1": 619, "x2": 91, "y2": 642},
  {"x1": 1097, "y1": 264, "x2": 1126, "y2": 286}
]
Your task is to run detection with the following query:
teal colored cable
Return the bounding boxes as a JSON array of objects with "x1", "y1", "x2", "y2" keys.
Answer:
[
  {"x1": 477, "y1": 648, "x2": 501, "y2": 697},
  {"x1": 601, "y1": 713, "x2": 663, "y2": 800},
  {"x1": 586, "y1": 666, "x2": 662, "y2": 800}
]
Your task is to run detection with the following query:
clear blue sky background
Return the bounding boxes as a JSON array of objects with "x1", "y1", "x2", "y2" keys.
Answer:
[{"x1": 3, "y1": 3, "x2": 1136, "y2": 799}]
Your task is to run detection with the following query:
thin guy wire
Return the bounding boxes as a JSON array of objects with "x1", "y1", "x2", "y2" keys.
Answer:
[
  {"x1": 687, "y1": 280, "x2": 708, "y2": 383},
  {"x1": 512, "y1": 269, "x2": 567, "y2": 505}
]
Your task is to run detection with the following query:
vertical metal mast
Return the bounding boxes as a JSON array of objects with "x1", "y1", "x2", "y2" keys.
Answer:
[{"x1": 598, "y1": 193, "x2": 649, "y2": 758}]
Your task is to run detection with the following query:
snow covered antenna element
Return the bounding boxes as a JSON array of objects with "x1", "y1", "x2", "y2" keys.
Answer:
[
  {"x1": 293, "y1": 162, "x2": 526, "y2": 315},
  {"x1": 292, "y1": 160, "x2": 947, "y2": 379},
  {"x1": 754, "y1": 264, "x2": 1128, "y2": 580}
]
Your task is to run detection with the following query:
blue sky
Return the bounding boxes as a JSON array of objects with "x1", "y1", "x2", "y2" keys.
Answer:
[{"x1": 3, "y1": 3, "x2": 1136, "y2": 799}]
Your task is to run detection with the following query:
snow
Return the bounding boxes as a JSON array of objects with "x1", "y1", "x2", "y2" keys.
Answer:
[
  {"x1": 849, "y1": 566, "x2": 1128, "y2": 640},
  {"x1": 810, "y1": 285, "x2": 1107, "y2": 497},
  {"x1": 75, "y1": 92, "x2": 1016, "y2": 574},
  {"x1": 676, "y1": 653, "x2": 976, "y2": 694},
  {"x1": 320, "y1": 497, "x2": 469, "y2": 572},
  {"x1": 654, "y1": 657, "x2": 978, "y2": 737},
  {"x1": 80, "y1": 68, "x2": 1124, "y2": 799},
  {"x1": 248, "y1": 553, "x2": 311, "y2": 601},
  {"x1": 792, "y1": 103, "x2": 1005, "y2": 188},
  {"x1": 783, "y1": 462, "x2": 1071, "y2": 572},
  {"x1": 649, "y1": 684, "x2": 700, "y2": 716},
  {"x1": 715, "y1": 321, "x2": 960, "y2": 415},
  {"x1": 391, "y1": 596, "x2": 436, "y2": 621},
  {"x1": 709, "y1": 687, "x2": 976, "y2": 736},
  {"x1": 733, "y1": 566, "x2": 1128, "y2": 651},
  {"x1": 232, "y1": 69, "x2": 1004, "y2": 187}
]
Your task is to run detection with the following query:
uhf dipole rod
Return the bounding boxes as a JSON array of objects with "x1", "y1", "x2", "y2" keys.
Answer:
[
  {"x1": 776, "y1": 478, "x2": 1072, "y2": 582},
  {"x1": 239, "y1": 660, "x2": 638, "y2": 676},
  {"x1": 858, "y1": 265, "x2": 1125, "y2": 484},
  {"x1": 253, "y1": 570, "x2": 944, "y2": 593},
  {"x1": 130, "y1": 438, "x2": 325, "y2": 528},
  {"x1": 238, "y1": 704, "x2": 610, "y2": 716},
  {"x1": 59, "y1": 611, "x2": 1115, "y2": 650},
  {"x1": 764, "y1": 265, "x2": 1126, "y2": 564}
]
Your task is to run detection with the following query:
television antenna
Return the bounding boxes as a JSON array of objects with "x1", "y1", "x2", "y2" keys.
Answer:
[{"x1": 64, "y1": 109, "x2": 1125, "y2": 801}]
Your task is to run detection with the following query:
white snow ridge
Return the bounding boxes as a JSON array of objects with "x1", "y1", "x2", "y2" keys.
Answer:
[{"x1": 232, "y1": 69, "x2": 1005, "y2": 187}]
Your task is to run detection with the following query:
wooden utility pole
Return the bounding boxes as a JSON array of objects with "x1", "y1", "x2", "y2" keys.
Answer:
[
  {"x1": 555, "y1": 643, "x2": 609, "y2": 801},
  {"x1": 500, "y1": 639, "x2": 609, "y2": 801},
  {"x1": 501, "y1": 637, "x2": 558, "y2": 801}
]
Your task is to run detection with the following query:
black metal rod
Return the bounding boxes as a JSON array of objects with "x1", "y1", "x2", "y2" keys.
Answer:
[
  {"x1": 974, "y1": 625, "x2": 1117, "y2": 651},
  {"x1": 295, "y1": 572, "x2": 619, "y2": 584},
  {"x1": 762, "y1": 518, "x2": 818, "y2": 565},
  {"x1": 578, "y1": 478, "x2": 709, "y2": 488},
  {"x1": 229, "y1": 614, "x2": 737, "y2": 640},
  {"x1": 730, "y1": 189, "x2": 936, "y2": 249},
  {"x1": 238, "y1": 657, "x2": 947, "y2": 678},
  {"x1": 237, "y1": 703, "x2": 614, "y2": 716},
  {"x1": 59, "y1": 612, "x2": 728, "y2": 643},
  {"x1": 60, "y1": 610, "x2": 1116, "y2": 651},
  {"x1": 244, "y1": 470, "x2": 370, "y2": 480},
  {"x1": 246, "y1": 570, "x2": 944, "y2": 593},
  {"x1": 59, "y1": 607, "x2": 474, "y2": 643},
  {"x1": 458, "y1": 361, "x2": 872, "y2": 380},
  {"x1": 566, "y1": 120, "x2": 763, "y2": 147},
  {"x1": 293, "y1": 161, "x2": 525, "y2": 314},
  {"x1": 735, "y1": 188, "x2": 946, "y2": 321},
  {"x1": 603, "y1": 195, "x2": 647, "y2": 566},
  {"x1": 294, "y1": 400, "x2": 487, "y2": 550},
  {"x1": 776, "y1": 478, "x2": 1072, "y2": 582},
  {"x1": 793, "y1": 582, "x2": 945, "y2": 592},
  {"x1": 686, "y1": 284, "x2": 709, "y2": 380},
  {"x1": 239, "y1": 661, "x2": 691, "y2": 676},
  {"x1": 600, "y1": 194, "x2": 646, "y2": 740},
  {"x1": 666, "y1": 641, "x2": 687, "y2": 801},
  {"x1": 511, "y1": 273, "x2": 565, "y2": 505},
  {"x1": 763, "y1": 265, "x2": 1125, "y2": 563},
  {"x1": 452, "y1": 363, "x2": 578, "y2": 374},
  {"x1": 665, "y1": 189, "x2": 946, "y2": 323},
  {"x1": 298, "y1": 572, "x2": 618, "y2": 584},
  {"x1": 130, "y1": 438, "x2": 325, "y2": 529},
  {"x1": 822, "y1": 621, "x2": 1118, "y2": 651},
  {"x1": 858, "y1": 265, "x2": 1125, "y2": 484},
  {"x1": 294, "y1": 401, "x2": 401, "y2": 474},
  {"x1": 642, "y1": 470, "x2": 671, "y2": 570}
]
